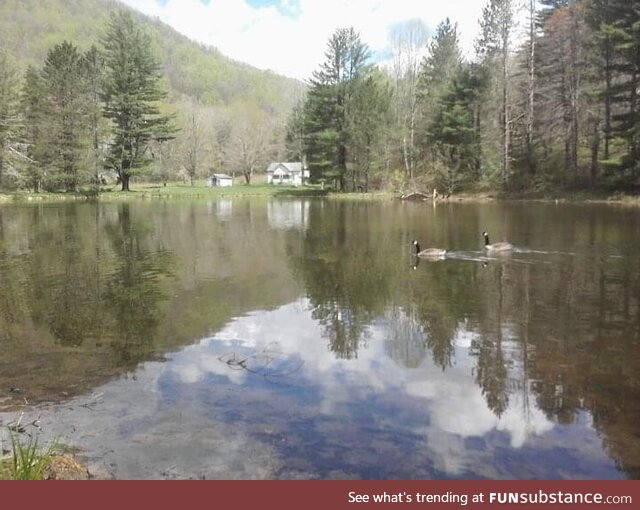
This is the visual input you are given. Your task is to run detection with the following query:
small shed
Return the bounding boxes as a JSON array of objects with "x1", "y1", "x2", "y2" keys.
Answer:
[{"x1": 208, "y1": 174, "x2": 233, "y2": 187}]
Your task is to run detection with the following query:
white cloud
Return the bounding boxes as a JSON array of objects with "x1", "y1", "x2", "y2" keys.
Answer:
[
  {"x1": 168, "y1": 299, "x2": 554, "y2": 453},
  {"x1": 118, "y1": 0, "x2": 488, "y2": 80},
  {"x1": 3, "y1": 299, "x2": 617, "y2": 479}
]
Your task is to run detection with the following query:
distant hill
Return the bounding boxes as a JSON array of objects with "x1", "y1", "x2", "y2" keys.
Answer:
[{"x1": 0, "y1": 0, "x2": 304, "y2": 118}]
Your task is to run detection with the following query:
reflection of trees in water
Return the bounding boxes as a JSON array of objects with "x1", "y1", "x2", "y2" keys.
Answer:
[
  {"x1": 2, "y1": 199, "x2": 640, "y2": 476},
  {"x1": 0, "y1": 202, "x2": 172, "y2": 359},
  {"x1": 0, "y1": 233, "x2": 30, "y2": 343},
  {"x1": 290, "y1": 201, "x2": 640, "y2": 476},
  {"x1": 311, "y1": 302, "x2": 371, "y2": 360},
  {"x1": 472, "y1": 249, "x2": 640, "y2": 478},
  {"x1": 470, "y1": 263, "x2": 511, "y2": 417},
  {"x1": 415, "y1": 305, "x2": 458, "y2": 370},
  {"x1": 384, "y1": 303, "x2": 458, "y2": 371},
  {"x1": 0, "y1": 210, "x2": 28, "y2": 342},
  {"x1": 0, "y1": 200, "x2": 299, "y2": 408},
  {"x1": 291, "y1": 202, "x2": 390, "y2": 359},
  {"x1": 103, "y1": 203, "x2": 173, "y2": 367},
  {"x1": 389, "y1": 257, "x2": 479, "y2": 371},
  {"x1": 48, "y1": 204, "x2": 105, "y2": 346},
  {"x1": 0, "y1": 205, "x2": 104, "y2": 347},
  {"x1": 383, "y1": 307, "x2": 428, "y2": 369},
  {"x1": 534, "y1": 256, "x2": 640, "y2": 478},
  {"x1": 471, "y1": 334, "x2": 509, "y2": 417}
]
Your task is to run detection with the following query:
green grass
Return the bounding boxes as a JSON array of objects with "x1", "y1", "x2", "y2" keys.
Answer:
[
  {"x1": 103, "y1": 182, "x2": 326, "y2": 198},
  {"x1": 0, "y1": 181, "x2": 333, "y2": 203},
  {"x1": 3, "y1": 180, "x2": 634, "y2": 205},
  {"x1": 1, "y1": 431, "x2": 57, "y2": 480}
]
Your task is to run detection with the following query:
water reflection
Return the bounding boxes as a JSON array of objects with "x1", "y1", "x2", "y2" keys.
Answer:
[
  {"x1": 0, "y1": 300, "x2": 622, "y2": 479},
  {"x1": 0, "y1": 200, "x2": 639, "y2": 479},
  {"x1": 0, "y1": 203, "x2": 174, "y2": 405}
]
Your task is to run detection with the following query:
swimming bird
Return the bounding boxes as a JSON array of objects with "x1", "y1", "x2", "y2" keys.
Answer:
[
  {"x1": 482, "y1": 231, "x2": 513, "y2": 252},
  {"x1": 412, "y1": 240, "x2": 447, "y2": 259}
]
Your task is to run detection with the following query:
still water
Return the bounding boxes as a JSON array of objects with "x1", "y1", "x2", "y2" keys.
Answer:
[{"x1": 0, "y1": 199, "x2": 639, "y2": 479}]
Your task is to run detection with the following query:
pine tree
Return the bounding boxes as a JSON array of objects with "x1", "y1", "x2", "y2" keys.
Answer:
[
  {"x1": 101, "y1": 11, "x2": 174, "y2": 191},
  {"x1": 418, "y1": 18, "x2": 463, "y2": 99},
  {"x1": 429, "y1": 66, "x2": 484, "y2": 192},
  {"x1": 303, "y1": 27, "x2": 371, "y2": 190},
  {"x1": 586, "y1": 0, "x2": 616, "y2": 162},
  {"x1": 601, "y1": 0, "x2": 640, "y2": 178},
  {"x1": 284, "y1": 100, "x2": 306, "y2": 162},
  {"x1": 416, "y1": 18, "x2": 463, "y2": 167},
  {"x1": 41, "y1": 41, "x2": 89, "y2": 191},
  {"x1": 348, "y1": 69, "x2": 392, "y2": 191}
]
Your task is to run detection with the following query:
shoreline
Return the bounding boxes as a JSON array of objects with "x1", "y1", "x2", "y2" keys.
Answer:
[{"x1": 0, "y1": 184, "x2": 638, "y2": 206}]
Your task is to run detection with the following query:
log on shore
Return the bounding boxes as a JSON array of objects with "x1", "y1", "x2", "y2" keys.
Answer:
[{"x1": 400, "y1": 191, "x2": 431, "y2": 201}]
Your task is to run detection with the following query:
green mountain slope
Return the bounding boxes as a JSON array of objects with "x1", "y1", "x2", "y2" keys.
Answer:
[{"x1": 0, "y1": 0, "x2": 304, "y2": 116}]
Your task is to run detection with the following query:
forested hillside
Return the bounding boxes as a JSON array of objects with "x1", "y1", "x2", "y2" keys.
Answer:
[
  {"x1": 0, "y1": 0, "x2": 302, "y2": 112},
  {"x1": 0, "y1": 0, "x2": 306, "y2": 191}
]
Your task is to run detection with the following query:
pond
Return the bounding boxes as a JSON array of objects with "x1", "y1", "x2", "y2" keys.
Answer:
[{"x1": 0, "y1": 198, "x2": 639, "y2": 479}]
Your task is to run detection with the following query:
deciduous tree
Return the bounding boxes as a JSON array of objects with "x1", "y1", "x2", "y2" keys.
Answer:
[{"x1": 0, "y1": 49, "x2": 21, "y2": 189}]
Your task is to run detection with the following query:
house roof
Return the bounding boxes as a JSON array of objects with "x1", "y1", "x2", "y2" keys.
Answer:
[
  {"x1": 267, "y1": 162, "x2": 304, "y2": 174},
  {"x1": 212, "y1": 174, "x2": 233, "y2": 179}
]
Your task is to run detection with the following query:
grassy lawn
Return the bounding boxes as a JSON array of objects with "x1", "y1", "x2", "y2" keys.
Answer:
[
  {"x1": 0, "y1": 177, "x2": 402, "y2": 203},
  {"x1": 111, "y1": 181, "x2": 331, "y2": 198},
  {"x1": 5, "y1": 179, "x2": 634, "y2": 204},
  {"x1": 0, "y1": 180, "x2": 334, "y2": 203}
]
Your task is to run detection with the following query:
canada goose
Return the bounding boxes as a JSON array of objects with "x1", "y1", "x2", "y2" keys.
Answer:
[
  {"x1": 482, "y1": 231, "x2": 513, "y2": 252},
  {"x1": 412, "y1": 240, "x2": 447, "y2": 259}
]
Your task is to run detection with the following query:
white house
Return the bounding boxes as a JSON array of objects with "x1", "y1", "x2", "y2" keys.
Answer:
[
  {"x1": 208, "y1": 174, "x2": 233, "y2": 187},
  {"x1": 266, "y1": 162, "x2": 309, "y2": 186}
]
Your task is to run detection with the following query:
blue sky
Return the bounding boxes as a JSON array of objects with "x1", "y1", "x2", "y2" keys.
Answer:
[
  {"x1": 245, "y1": 0, "x2": 302, "y2": 17},
  {"x1": 119, "y1": 0, "x2": 492, "y2": 80}
]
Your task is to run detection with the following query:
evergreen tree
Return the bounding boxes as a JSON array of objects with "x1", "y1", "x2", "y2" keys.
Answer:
[
  {"x1": 284, "y1": 100, "x2": 306, "y2": 162},
  {"x1": 348, "y1": 69, "x2": 392, "y2": 191},
  {"x1": 303, "y1": 27, "x2": 371, "y2": 190},
  {"x1": 101, "y1": 11, "x2": 174, "y2": 191},
  {"x1": 600, "y1": 0, "x2": 640, "y2": 178},
  {"x1": 41, "y1": 41, "x2": 89, "y2": 191},
  {"x1": 416, "y1": 19, "x2": 463, "y2": 168},
  {"x1": 429, "y1": 66, "x2": 484, "y2": 192},
  {"x1": 586, "y1": 0, "x2": 616, "y2": 162},
  {"x1": 418, "y1": 18, "x2": 463, "y2": 100}
]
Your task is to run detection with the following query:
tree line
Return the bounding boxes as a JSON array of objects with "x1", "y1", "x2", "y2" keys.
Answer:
[
  {"x1": 287, "y1": 0, "x2": 639, "y2": 194},
  {"x1": 0, "y1": 11, "x2": 178, "y2": 192},
  {"x1": 0, "y1": 8, "x2": 295, "y2": 193},
  {"x1": 1, "y1": 1, "x2": 638, "y2": 194}
]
